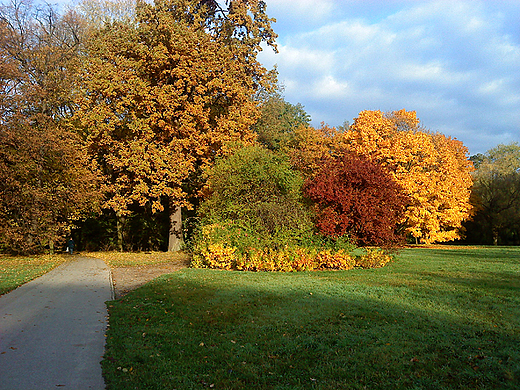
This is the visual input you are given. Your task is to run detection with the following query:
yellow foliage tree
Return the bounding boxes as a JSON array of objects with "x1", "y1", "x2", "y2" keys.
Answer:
[
  {"x1": 75, "y1": 0, "x2": 276, "y2": 251},
  {"x1": 343, "y1": 110, "x2": 473, "y2": 244},
  {"x1": 283, "y1": 124, "x2": 337, "y2": 175}
]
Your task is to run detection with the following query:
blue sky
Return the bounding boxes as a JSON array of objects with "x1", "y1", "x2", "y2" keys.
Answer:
[{"x1": 257, "y1": 0, "x2": 520, "y2": 155}]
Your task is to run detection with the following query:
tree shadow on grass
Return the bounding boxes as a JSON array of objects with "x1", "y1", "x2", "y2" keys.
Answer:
[
  {"x1": 405, "y1": 247, "x2": 520, "y2": 264},
  {"x1": 417, "y1": 270, "x2": 520, "y2": 292},
  {"x1": 103, "y1": 269, "x2": 520, "y2": 390}
]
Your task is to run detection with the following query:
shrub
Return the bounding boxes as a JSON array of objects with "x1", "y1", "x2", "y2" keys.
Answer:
[
  {"x1": 194, "y1": 145, "x2": 315, "y2": 253},
  {"x1": 199, "y1": 243, "x2": 237, "y2": 270},
  {"x1": 317, "y1": 249, "x2": 356, "y2": 270},
  {"x1": 191, "y1": 146, "x2": 396, "y2": 272},
  {"x1": 355, "y1": 248, "x2": 393, "y2": 269},
  {"x1": 304, "y1": 153, "x2": 409, "y2": 247},
  {"x1": 191, "y1": 245, "x2": 391, "y2": 272}
]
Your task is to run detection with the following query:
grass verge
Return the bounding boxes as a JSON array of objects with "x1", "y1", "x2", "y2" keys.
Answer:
[
  {"x1": 102, "y1": 247, "x2": 520, "y2": 389},
  {"x1": 0, "y1": 254, "x2": 71, "y2": 295}
]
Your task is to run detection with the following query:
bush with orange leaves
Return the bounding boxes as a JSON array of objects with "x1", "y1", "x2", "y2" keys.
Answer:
[{"x1": 304, "y1": 153, "x2": 409, "y2": 248}]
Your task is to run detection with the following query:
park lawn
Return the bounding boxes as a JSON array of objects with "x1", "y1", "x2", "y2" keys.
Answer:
[
  {"x1": 83, "y1": 251, "x2": 190, "y2": 268},
  {"x1": 0, "y1": 254, "x2": 71, "y2": 295},
  {"x1": 102, "y1": 247, "x2": 520, "y2": 390}
]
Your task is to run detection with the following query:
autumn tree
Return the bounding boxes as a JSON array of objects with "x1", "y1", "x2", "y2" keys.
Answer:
[
  {"x1": 285, "y1": 123, "x2": 353, "y2": 176},
  {"x1": 76, "y1": 0, "x2": 137, "y2": 28},
  {"x1": 0, "y1": 0, "x2": 100, "y2": 254},
  {"x1": 343, "y1": 110, "x2": 473, "y2": 244},
  {"x1": 251, "y1": 88, "x2": 348, "y2": 177},
  {"x1": 75, "y1": 0, "x2": 277, "y2": 251},
  {"x1": 466, "y1": 143, "x2": 520, "y2": 245},
  {"x1": 304, "y1": 153, "x2": 408, "y2": 247}
]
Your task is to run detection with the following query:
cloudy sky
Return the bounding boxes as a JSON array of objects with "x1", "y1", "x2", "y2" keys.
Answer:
[{"x1": 257, "y1": 0, "x2": 520, "y2": 155}]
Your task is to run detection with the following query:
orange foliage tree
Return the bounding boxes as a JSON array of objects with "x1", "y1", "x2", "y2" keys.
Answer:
[
  {"x1": 75, "y1": 0, "x2": 277, "y2": 251},
  {"x1": 276, "y1": 124, "x2": 345, "y2": 176},
  {"x1": 0, "y1": 1, "x2": 100, "y2": 254},
  {"x1": 343, "y1": 110, "x2": 473, "y2": 244}
]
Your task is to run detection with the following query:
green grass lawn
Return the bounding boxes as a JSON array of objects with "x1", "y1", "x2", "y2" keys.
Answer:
[
  {"x1": 0, "y1": 254, "x2": 70, "y2": 296},
  {"x1": 83, "y1": 251, "x2": 190, "y2": 268},
  {"x1": 103, "y1": 246, "x2": 520, "y2": 389}
]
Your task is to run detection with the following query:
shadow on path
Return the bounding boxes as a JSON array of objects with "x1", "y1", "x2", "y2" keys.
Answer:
[{"x1": 0, "y1": 257, "x2": 112, "y2": 390}]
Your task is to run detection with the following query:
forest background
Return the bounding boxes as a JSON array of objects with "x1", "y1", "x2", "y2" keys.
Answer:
[{"x1": 1, "y1": 0, "x2": 519, "y2": 263}]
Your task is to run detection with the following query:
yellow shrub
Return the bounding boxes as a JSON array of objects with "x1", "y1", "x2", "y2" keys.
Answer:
[
  {"x1": 201, "y1": 243, "x2": 237, "y2": 270},
  {"x1": 192, "y1": 242, "x2": 392, "y2": 272},
  {"x1": 355, "y1": 249, "x2": 392, "y2": 269},
  {"x1": 317, "y1": 249, "x2": 356, "y2": 270},
  {"x1": 291, "y1": 248, "x2": 318, "y2": 271}
]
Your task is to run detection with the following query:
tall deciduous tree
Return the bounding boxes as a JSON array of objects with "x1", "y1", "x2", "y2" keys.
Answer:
[
  {"x1": 0, "y1": 0, "x2": 100, "y2": 254},
  {"x1": 77, "y1": 0, "x2": 137, "y2": 28},
  {"x1": 253, "y1": 88, "x2": 311, "y2": 151},
  {"x1": 279, "y1": 123, "x2": 344, "y2": 176},
  {"x1": 344, "y1": 110, "x2": 473, "y2": 244},
  {"x1": 76, "y1": 0, "x2": 277, "y2": 251}
]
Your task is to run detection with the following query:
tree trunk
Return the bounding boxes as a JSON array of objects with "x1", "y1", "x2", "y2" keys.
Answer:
[
  {"x1": 492, "y1": 227, "x2": 499, "y2": 246},
  {"x1": 116, "y1": 211, "x2": 125, "y2": 252},
  {"x1": 168, "y1": 203, "x2": 183, "y2": 252},
  {"x1": 49, "y1": 240, "x2": 54, "y2": 255}
]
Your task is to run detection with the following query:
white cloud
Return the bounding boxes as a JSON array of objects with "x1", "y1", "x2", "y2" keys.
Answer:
[
  {"x1": 276, "y1": 45, "x2": 335, "y2": 73},
  {"x1": 259, "y1": 0, "x2": 520, "y2": 154},
  {"x1": 264, "y1": 0, "x2": 335, "y2": 23},
  {"x1": 312, "y1": 75, "x2": 352, "y2": 99}
]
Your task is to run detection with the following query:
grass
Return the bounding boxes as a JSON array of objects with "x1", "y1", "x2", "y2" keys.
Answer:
[
  {"x1": 83, "y1": 251, "x2": 190, "y2": 268},
  {"x1": 102, "y1": 246, "x2": 520, "y2": 389},
  {"x1": 0, "y1": 254, "x2": 71, "y2": 295},
  {"x1": 0, "y1": 251, "x2": 188, "y2": 296}
]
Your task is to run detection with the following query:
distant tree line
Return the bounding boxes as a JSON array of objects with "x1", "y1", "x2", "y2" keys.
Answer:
[
  {"x1": 464, "y1": 143, "x2": 520, "y2": 245},
  {"x1": 0, "y1": 0, "x2": 517, "y2": 257}
]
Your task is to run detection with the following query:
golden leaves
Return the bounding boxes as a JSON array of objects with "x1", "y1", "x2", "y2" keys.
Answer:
[
  {"x1": 76, "y1": 0, "x2": 275, "y2": 216},
  {"x1": 343, "y1": 110, "x2": 474, "y2": 243}
]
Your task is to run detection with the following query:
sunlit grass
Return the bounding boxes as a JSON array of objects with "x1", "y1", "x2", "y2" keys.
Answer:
[
  {"x1": 0, "y1": 251, "x2": 190, "y2": 296},
  {"x1": 0, "y1": 254, "x2": 71, "y2": 295},
  {"x1": 83, "y1": 251, "x2": 190, "y2": 268},
  {"x1": 102, "y1": 246, "x2": 520, "y2": 389}
]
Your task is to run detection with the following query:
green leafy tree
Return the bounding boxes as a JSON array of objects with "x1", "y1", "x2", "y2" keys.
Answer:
[
  {"x1": 254, "y1": 88, "x2": 311, "y2": 151},
  {"x1": 466, "y1": 143, "x2": 520, "y2": 245},
  {"x1": 76, "y1": 0, "x2": 277, "y2": 252},
  {"x1": 196, "y1": 145, "x2": 314, "y2": 252}
]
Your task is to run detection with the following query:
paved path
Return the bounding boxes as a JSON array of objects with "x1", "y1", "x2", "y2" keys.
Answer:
[{"x1": 0, "y1": 257, "x2": 113, "y2": 390}]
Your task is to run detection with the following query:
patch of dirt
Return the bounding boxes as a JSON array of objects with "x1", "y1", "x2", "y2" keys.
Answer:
[{"x1": 111, "y1": 259, "x2": 189, "y2": 298}]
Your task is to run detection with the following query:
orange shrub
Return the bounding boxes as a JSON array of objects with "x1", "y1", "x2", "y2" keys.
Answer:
[{"x1": 200, "y1": 243, "x2": 237, "y2": 270}]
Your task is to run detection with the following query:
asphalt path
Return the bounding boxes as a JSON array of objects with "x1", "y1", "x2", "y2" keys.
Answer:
[{"x1": 0, "y1": 257, "x2": 113, "y2": 390}]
